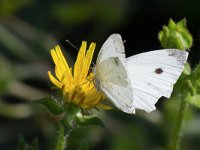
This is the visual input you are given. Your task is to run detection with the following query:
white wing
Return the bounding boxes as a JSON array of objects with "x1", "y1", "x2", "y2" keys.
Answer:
[
  {"x1": 95, "y1": 34, "x2": 135, "y2": 113},
  {"x1": 96, "y1": 34, "x2": 125, "y2": 64},
  {"x1": 95, "y1": 57, "x2": 135, "y2": 114},
  {"x1": 126, "y1": 49, "x2": 188, "y2": 113}
]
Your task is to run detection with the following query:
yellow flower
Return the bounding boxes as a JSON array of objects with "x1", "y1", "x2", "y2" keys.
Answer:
[{"x1": 48, "y1": 41, "x2": 110, "y2": 110}]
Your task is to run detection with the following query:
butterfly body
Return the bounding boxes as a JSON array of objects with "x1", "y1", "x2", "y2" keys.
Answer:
[{"x1": 94, "y1": 34, "x2": 188, "y2": 114}]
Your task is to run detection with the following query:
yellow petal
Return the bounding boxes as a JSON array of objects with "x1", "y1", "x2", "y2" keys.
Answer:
[
  {"x1": 85, "y1": 92, "x2": 102, "y2": 105},
  {"x1": 50, "y1": 49, "x2": 63, "y2": 80},
  {"x1": 61, "y1": 73, "x2": 74, "y2": 90},
  {"x1": 96, "y1": 103, "x2": 113, "y2": 110},
  {"x1": 82, "y1": 42, "x2": 95, "y2": 79},
  {"x1": 55, "y1": 46, "x2": 73, "y2": 82},
  {"x1": 74, "y1": 41, "x2": 87, "y2": 82},
  {"x1": 48, "y1": 71, "x2": 62, "y2": 88}
]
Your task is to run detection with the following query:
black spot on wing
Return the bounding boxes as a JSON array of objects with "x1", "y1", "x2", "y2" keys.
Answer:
[{"x1": 155, "y1": 68, "x2": 163, "y2": 74}]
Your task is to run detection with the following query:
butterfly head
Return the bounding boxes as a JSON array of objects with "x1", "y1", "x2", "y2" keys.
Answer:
[{"x1": 91, "y1": 67, "x2": 100, "y2": 91}]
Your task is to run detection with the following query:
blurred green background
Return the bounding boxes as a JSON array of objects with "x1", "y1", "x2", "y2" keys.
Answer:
[{"x1": 0, "y1": 0, "x2": 200, "y2": 149}]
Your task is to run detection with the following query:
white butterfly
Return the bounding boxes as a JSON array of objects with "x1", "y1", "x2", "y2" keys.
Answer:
[{"x1": 93, "y1": 33, "x2": 188, "y2": 114}]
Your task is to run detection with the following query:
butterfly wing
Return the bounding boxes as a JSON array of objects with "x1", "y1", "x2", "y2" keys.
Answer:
[
  {"x1": 96, "y1": 57, "x2": 135, "y2": 114},
  {"x1": 95, "y1": 34, "x2": 135, "y2": 113},
  {"x1": 126, "y1": 49, "x2": 188, "y2": 112},
  {"x1": 96, "y1": 34, "x2": 125, "y2": 64}
]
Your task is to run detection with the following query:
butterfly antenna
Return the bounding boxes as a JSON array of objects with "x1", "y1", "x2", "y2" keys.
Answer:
[
  {"x1": 66, "y1": 39, "x2": 96, "y2": 67},
  {"x1": 66, "y1": 39, "x2": 79, "y2": 51},
  {"x1": 91, "y1": 61, "x2": 96, "y2": 67}
]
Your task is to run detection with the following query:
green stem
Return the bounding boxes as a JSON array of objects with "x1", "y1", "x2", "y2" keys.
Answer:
[
  {"x1": 55, "y1": 123, "x2": 66, "y2": 150},
  {"x1": 169, "y1": 98, "x2": 188, "y2": 150}
]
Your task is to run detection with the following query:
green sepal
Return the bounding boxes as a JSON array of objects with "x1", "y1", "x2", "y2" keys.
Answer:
[
  {"x1": 158, "y1": 18, "x2": 193, "y2": 50},
  {"x1": 75, "y1": 114, "x2": 105, "y2": 128},
  {"x1": 33, "y1": 97, "x2": 63, "y2": 115},
  {"x1": 64, "y1": 103, "x2": 80, "y2": 116},
  {"x1": 168, "y1": 19, "x2": 176, "y2": 28}
]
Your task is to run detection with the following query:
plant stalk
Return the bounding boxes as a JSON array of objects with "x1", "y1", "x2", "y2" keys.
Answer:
[{"x1": 169, "y1": 98, "x2": 188, "y2": 150}]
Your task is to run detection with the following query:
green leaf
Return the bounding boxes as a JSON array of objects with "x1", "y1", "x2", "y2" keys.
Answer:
[
  {"x1": 33, "y1": 97, "x2": 63, "y2": 115},
  {"x1": 52, "y1": 2, "x2": 93, "y2": 25},
  {"x1": 158, "y1": 18, "x2": 193, "y2": 50},
  {"x1": 0, "y1": 55, "x2": 12, "y2": 94},
  {"x1": 174, "y1": 64, "x2": 200, "y2": 98},
  {"x1": 0, "y1": 24, "x2": 37, "y2": 61},
  {"x1": 75, "y1": 114, "x2": 105, "y2": 128},
  {"x1": 183, "y1": 62, "x2": 191, "y2": 75},
  {"x1": 189, "y1": 64, "x2": 200, "y2": 82},
  {"x1": 17, "y1": 134, "x2": 27, "y2": 150},
  {"x1": 30, "y1": 138, "x2": 40, "y2": 150},
  {"x1": 183, "y1": 63, "x2": 200, "y2": 108},
  {"x1": 17, "y1": 134, "x2": 40, "y2": 150},
  {"x1": 0, "y1": 0, "x2": 32, "y2": 15},
  {"x1": 186, "y1": 94, "x2": 200, "y2": 108},
  {"x1": 187, "y1": 64, "x2": 200, "y2": 93},
  {"x1": 55, "y1": 123, "x2": 66, "y2": 150}
]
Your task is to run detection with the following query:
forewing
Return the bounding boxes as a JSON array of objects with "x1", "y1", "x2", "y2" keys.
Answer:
[
  {"x1": 96, "y1": 57, "x2": 135, "y2": 114},
  {"x1": 96, "y1": 34, "x2": 125, "y2": 65},
  {"x1": 126, "y1": 49, "x2": 188, "y2": 112}
]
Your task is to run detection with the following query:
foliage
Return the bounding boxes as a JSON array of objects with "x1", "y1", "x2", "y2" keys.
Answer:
[
  {"x1": 33, "y1": 97, "x2": 63, "y2": 115},
  {"x1": 0, "y1": 0, "x2": 32, "y2": 15},
  {"x1": 34, "y1": 96, "x2": 105, "y2": 149},
  {"x1": 186, "y1": 64, "x2": 200, "y2": 108},
  {"x1": 17, "y1": 134, "x2": 39, "y2": 150}
]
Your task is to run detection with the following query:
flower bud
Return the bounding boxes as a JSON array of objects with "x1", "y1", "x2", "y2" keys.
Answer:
[{"x1": 158, "y1": 18, "x2": 193, "y2": 50}]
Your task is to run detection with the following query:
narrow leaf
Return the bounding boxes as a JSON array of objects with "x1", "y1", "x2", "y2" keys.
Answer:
[
  {"x1": 33, "y1": 97, "x2": 63, "y2": 115},
  {"x1": 186, "y1": 95, "x2": 200, "y2": 108},
  {"x1": 75, "y1": 115, "x2": 105, "y2": 128},
  {"x1": 30, "y1": 138, "x2": 40, "y2": 150},
  {"x1": 17, "y1": 134, "x2": 27, "y2": 150}
]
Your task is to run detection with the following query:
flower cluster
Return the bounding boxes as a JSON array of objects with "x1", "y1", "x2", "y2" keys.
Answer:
[{"x1": 48, "y1": 41, "x2": 110, "y2": 109}]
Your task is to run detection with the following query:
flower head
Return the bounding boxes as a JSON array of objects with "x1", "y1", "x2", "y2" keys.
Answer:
[{"x1": 48, "y1": 41, "x2": 110, "y2": 109}]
